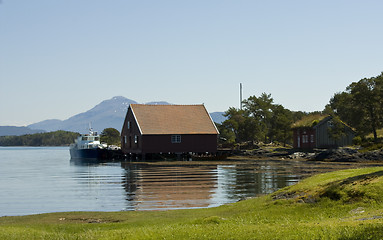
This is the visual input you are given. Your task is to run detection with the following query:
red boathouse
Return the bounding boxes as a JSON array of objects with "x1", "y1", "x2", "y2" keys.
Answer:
[{"x1": 121, "y1": 104, "x2": 219, "y2": 157}]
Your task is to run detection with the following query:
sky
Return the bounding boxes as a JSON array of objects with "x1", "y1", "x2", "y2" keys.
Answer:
[{"x1": 1, "y1": 1, "x2": 383, "y2": 126}]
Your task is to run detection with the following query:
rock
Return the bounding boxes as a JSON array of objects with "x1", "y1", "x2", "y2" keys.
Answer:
[
  {"x1": 288, "y1": 152, "x2": 315, "y2": 159},
  {"x1": 314, "y1": 148, "x2": 360, "y2": 162},
  {"x1": 289, "y1": 152, "x2": 306, "y2": 159},
  {"x1": 357, "y1": 216, "x2": 383, "y2": 221},
  {"x1": 350, "y1": 207, "x2": 365, "y2": 215},
  {"x1": 360, "y1": 149, "x2": 383, "y2": 161}
]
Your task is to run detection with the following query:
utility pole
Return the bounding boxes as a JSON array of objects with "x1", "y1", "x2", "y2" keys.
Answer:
[{"x1": 240, "y1": 83, "x2": 243, "y2": 110}]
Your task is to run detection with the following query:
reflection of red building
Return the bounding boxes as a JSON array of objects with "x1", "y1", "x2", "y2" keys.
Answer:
[{"x1": 121, "y1": 163, "x2": 216, "y2": 210}]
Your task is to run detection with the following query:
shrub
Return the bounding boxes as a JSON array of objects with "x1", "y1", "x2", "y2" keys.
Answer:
[{"x1": 353, "y1": 136, "x2": 362, "y2": 145}]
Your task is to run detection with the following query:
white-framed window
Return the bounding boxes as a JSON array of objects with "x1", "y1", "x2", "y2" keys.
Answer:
[
  {"x1": 134, "y1": 135, "x2": 138, "y2": 144},
  {"x1": 124, "y1": 136, "x2": 127, "y2": 144},
  {"x1": 171, "y1": 135, "x2": 181, "y2": 143},
  {"x1": 310, "y1": 134, "x2": 314, "y2": 143},
  {"x1": 302, "y1": 135, "x2": 308, "y2": 143},
  {"x1": 127, "y1": 121, "x2": 131, "y2": 129}
]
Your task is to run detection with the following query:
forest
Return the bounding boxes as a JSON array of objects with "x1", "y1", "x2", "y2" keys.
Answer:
[
  {"x1": 217, "y1": 72, "x2": 383, "y2": 146},
  {"x1": 0, "y1": 131, "x2": 80, "y2": 146},
  {"x1": 0, "y1": 128, "x2": 121, "y2": 147}
]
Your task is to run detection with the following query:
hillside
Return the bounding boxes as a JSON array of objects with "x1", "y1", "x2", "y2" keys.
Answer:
[
  {"x1": 27, "y1": 96, "x2": 137, "y2": 133},
  {"x1": 0, "y1": 126, "x2": 45, "y2": 136}
]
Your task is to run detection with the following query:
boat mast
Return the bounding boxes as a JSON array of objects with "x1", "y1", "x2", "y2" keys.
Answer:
[{"x1": 88, "y1": 122, "x2": 93, "y2": 135}]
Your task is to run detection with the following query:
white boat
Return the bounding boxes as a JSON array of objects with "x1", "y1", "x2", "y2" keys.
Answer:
[{"x1": 69, "y1": 129, "x2": 107, "y2": 159}]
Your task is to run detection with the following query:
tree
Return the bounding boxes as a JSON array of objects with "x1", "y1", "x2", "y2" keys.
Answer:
[
  {"x1": 242, "y1": 93, "x2": 274, "y2": 142},
  {"x1": 329, "y1": 73, "x2": 383, "y2": 142},
  {"x1": 216, "y1": 123, "x2": 235, "y2": 144},
  {"x1": 327, "y1": 116, "x2": 347, "y2": 143},
  {"x1": 0, "y1": 131, "x2": 80, "y2": 146},
  {"x1": 100, "y1": 128, "x2": 121, "y2": 146},
  {"x1": 221, "y1": 93, "x2": 296, "y2": 145},
  {"x1": 269, "y1": 104, "x2": 293, "y2": 146},
  {"x1": 222, "y1": 107, "x2": 257, "y2": 143}
]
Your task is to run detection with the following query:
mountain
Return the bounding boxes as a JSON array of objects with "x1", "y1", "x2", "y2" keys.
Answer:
[
  {"x1": 210, "y1": 112, "x2": 227, "y2": 125},
  {"x1": 145, "y1": 101, "x2": 171, "y2": 105},
  {"x1": 27, "y1": 96, "x2": 226, "y2": 134},
  {"x1": 0, "y1": 126, "x2": 45, "y2": 136},
  {"x1": 28, "y1": 96, "x2": 137, "y2": 133},
  {"x1": 27, "y1": 119, "x2": 64, "y2": 132}
]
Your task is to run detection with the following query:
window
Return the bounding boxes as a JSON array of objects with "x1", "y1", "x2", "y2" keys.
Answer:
[
  {"x1": 127, "y1": 121, "x2": 131, "y2": 129},
  {"x1": 171, "y1": 135, "x2": 181, "y2": 143},
  {"x1": 302, "y1": 135, "x2": 308, "y2": 143},
  {"x1": 134, "y1": 135, "x2": 138, "y2": 144},
  {"x1": 310, "y1": 134, "x2": 314, "y2": 143},
  {"x1": 124, "y1": 136, "x2": 127, "y2": 144}
]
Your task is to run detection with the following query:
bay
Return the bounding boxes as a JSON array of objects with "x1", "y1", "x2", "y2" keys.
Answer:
[{"x1": 0, "y1": 147, "x2": 380, "y2": 216}]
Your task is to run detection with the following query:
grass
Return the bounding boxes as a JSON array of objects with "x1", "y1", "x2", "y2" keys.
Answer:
[
  {"x1": 366, "y1": 128, "x2": 383, "y2": 139},
  {"x1": 359, "y1": 142, "x2": 383, "y2": 153},
  {"x1": 291, "y1": 114, "x2": 327, "y2": 128},
  {"x1": 2, "y1": 167, "x2": 383, "y2": 239}
]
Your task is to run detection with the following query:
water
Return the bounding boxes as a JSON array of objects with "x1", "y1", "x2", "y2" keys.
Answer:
[{"x1": 0, "y1": 147, "x2": 380, "y2": 216}]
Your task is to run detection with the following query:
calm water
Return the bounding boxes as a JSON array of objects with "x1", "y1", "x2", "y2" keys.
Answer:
[{"x1": 0, "y1": 147, "x2": 380, "y2": 216}]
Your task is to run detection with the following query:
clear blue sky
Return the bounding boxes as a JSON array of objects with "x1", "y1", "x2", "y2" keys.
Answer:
[{"x1": 1, "y1": 1, "x2": 383, "y2": 126}]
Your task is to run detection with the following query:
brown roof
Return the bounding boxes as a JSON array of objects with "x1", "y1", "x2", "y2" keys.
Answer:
[{"x1": 130, "y1": 104, "x2": 219, "y2": 135}]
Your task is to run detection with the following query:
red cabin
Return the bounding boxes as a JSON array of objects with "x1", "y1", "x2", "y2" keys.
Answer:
[
  {"x1": 292, "y1": 127, "x2": 316, "y2": 149},
  {"x1": 121, "y1": 104, "x2": 219, "y2": 156},
  {"x1": 292, "y1": 115, "x2": 355, "y2": 149}
]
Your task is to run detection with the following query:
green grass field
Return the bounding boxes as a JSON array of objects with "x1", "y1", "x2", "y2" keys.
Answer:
[{"x1": 2, "y1": 167, "x2": 383, "y2": 239}]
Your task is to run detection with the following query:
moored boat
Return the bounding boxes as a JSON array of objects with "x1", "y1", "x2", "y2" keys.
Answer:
[{"x1": 69, "y1": 129, "x2": 108, "y2": 159}]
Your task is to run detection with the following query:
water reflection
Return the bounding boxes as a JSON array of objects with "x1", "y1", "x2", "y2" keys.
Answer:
[
  {"x1": 121, "y1": 163, "x2": 217, "y2": 210},
  {"x1": 69, "y1": 158, "x2": 126, "y2": 211},
  {"x1": 69, "y1": 158, "x2": 381, "y2": 212},
  {"x1": 4, "y1": 147, "x2": 383, "y2": 216}
]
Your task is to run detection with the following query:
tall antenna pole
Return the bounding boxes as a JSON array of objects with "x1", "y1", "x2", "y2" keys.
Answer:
[{"x1": 240, "y1": 83, "x2": 243, "y2": 110}]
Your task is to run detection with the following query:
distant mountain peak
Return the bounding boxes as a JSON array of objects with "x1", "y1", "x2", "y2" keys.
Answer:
[
  {"x1": 26, "y1": 96, "x2": 225, "y2": 134},
  {"x1": 145, "y1": 101, "x2": 171, "y2": 105},
  {"x1": 112, "y1": 96, "x2": 126, "y2": 100}
]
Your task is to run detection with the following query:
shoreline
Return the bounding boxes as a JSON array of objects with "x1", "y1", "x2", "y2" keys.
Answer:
[
  {"x1": 227, "y1": 146, "x2": 383, "y2": 163},
  {"x1": 2, "y1": 167, "x2": 383, "y2": 239}
]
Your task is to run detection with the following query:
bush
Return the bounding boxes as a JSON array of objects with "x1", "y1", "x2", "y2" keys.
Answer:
[{"x1": 353, "y1": 136, "x2": 362, "y2": 145}]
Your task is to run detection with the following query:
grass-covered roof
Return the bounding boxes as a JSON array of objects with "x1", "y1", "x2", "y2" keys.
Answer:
[{"x1": 291, "y1": 114, "x2": 328, "y2": 129}]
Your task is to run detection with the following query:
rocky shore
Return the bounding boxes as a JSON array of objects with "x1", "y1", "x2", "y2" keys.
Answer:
[{"x1": 234, "y1": 145, "x2": 383, "y2": 162}]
